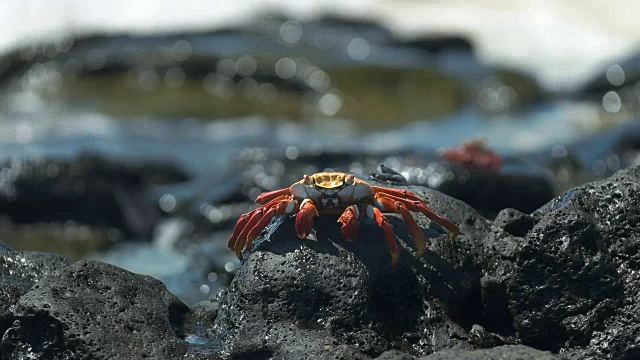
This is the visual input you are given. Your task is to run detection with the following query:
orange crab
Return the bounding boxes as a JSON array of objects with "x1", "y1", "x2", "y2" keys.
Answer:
[
  {"x1": 228, "y1": 172, "x2": 459, "y2": 264},
  {"x1": 440, "y1": 139, "x2": 501, "y2": 172}
]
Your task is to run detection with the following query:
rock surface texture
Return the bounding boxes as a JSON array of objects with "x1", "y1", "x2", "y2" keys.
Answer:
[{"x1": 0, "y1": 257, "x2": 198, "y2": 359}]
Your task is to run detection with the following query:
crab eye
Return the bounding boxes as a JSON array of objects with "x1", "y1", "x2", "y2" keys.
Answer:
[
  {"x1": 303, "y1": 174, "x2": 312, "y2": 184},
  {"x1": 345, "y1": 174, "x2": 354, "y2": 184}
]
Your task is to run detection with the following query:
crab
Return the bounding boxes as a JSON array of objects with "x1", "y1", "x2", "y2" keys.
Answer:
[
  {"x1": 228, "y1": 172, "x2": 459, "y2": 265},
  {"x1": 440, "y1": 139, "x2": 501, "y2": 172}
]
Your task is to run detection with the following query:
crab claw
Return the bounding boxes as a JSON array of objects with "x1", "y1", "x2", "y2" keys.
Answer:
[
  {"x1": 338, "y1": 205, "x2": 360, "y2": 241},
  {"x1": 296, "y1": 199, "x2": 319, "y2": 238}
]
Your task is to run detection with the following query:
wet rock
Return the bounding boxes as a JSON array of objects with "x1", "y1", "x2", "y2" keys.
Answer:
[
  {"x1": 0, "y1": 246, "x2": 71, "y2": 322},
  {"x1": 508, "y1": 210, "x2": 622, "y2": 351},
  {"x1": 2, "y1": 260, "x2": 191, "y2": 359},
  {"x1": 0, "y1": 153, "x2": 187, "y2": 240},
  {"x1": 430, "y1": 165, "x2": 555, "y2": 219},
  {"x1": 524, "y1": 166, "x2": 640, "y2": 359},
  {"x1": 420, "y1": 345, "x2": 560, "y2": 359},
  {"x1": 207, "y1": 185, "x2": 493, "y2": 358},
  {"x1": 474, "y1": 165, "x2": 640, "y2": 359}
]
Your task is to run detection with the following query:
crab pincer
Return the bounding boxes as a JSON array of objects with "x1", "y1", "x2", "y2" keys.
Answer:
[{"x1": 295, "y1": 199, "x2": 319, "y2": 238}]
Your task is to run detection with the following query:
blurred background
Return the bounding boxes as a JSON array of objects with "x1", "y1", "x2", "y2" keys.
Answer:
[{"x1": 1, "y1": 0, "x2": 640, "y2": 306}]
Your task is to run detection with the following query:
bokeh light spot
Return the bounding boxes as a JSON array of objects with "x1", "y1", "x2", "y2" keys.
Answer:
[
  {"x1": 207, "y1": 207, "x2": 223, "y2": 223},
  {"x1": 171, "y1": 40, "x2": 192, "y2": 61},
  {"x1": 159, "y1": 194, "x2": 177, "y2": 213},
  {"x1": 275, "y1": 58, "x2": 297, "y2": 79},
  {"x1": 318, "y1": 92, "x2": 342, "y2": 116},
  {"x1": 606, "y1": 65, "x2": 625, "y2": 86},
  {"x1": 280, "y1": 20, "x2": 303, "y2": 44},
  {"x1": 347, "y1": 38, "x2": 370, "y2": 60},
  {"x1": 208, "y1": 272, "x2": 218, "y2": 282},
  {"x1": 286, "y1": 146, "x2": 299, "y2": 160},
  {"x1": 46, "y1": 164, "x2": 59, "y2": 178},
  {"x1": 308, "y1": 70, "x2": 330, "y2": 92},
  {"x1": 607, "y1": 155, "x2": 620, "y2": 171},
  {"x1": 236, "y1": 55, "x2": 257, "y2": 77},
  {"x1": 551, "y1": 145, "x2": 567, "y2": 157},
  {"x1": 602, "y1": 91, "x2": 621, "y2": 113},
  {"x1": 225, "y1": 262, "x2": 237, "y2": 272}
]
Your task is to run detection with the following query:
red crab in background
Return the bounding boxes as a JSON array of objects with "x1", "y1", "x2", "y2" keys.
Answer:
[
  {"x1": 440, "y1": 139, "x2": 501, "y2": 172},
  {"x1": 228, "y1": 172, "x2": 459, "y2": 265}
]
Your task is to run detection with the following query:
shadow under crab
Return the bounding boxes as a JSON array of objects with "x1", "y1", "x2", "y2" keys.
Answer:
[{"x1": 248, "y1": 210, "x2": 454, "y2": 273}]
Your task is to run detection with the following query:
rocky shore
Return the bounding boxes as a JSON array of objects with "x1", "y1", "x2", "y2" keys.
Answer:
[{"x1": 2, "y1": 164, "x2": 640, "y2": 359}]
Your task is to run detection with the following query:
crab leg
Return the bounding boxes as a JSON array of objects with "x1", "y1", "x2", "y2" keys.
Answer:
[
  {"x1": 338, "y1": 205, "x2": 360, "y2": 241},
  {"x1": 254, "y1": 187, "x2": 291, "y2": 205},
  {"x1": 229, "y1": 196, "x2": 297, "y2": 258},
  {"x1": 363, "y1": 204, "x2": 400, "y2": 265},
  {"x1": 228, "y1": 213, "x2": 252, "y2": 249},
  {"x1": 371, "y1": 186, "x2": 426, "y2": 203},
  {"x1": 244, "y1": 199, "x2": 299, "y2": 253},
  {"x1": 230, "y1": 207, "x2": 269, "y2": 250},
  {"x1": 375, "y1": 192, "x2": 459, "y2": 242},
  {"x1": 234, "y1": 207, "x2": 269, "y2": 257},
  {"x1": 228, "y1": 195, "x2": 289, "y2": 248},
  {"x1": 296, "y1": 199, "x2": 319, "y2": 238},
  {"x1": 374, "y1": 196, "x2": 427, "y2": 257}
]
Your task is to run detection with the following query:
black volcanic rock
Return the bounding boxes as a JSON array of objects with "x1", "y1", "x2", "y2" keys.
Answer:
[
  {"x1": 476, "y1": 166, "x2": 640, "y2": 359},
  {"x1": 430, "y1": 166, "x2": 555, "y2": 219},
  {"x1": 527, "y1": 166, "x2": 640, "y2": 359},
  {"x1": 0, "y1": 247, "x2": 71, "y2": 321},
  {"x1": 0, "y1": 154, "x2": 188, "y2": 238},
  {"x1": 1, "y1": 260, "x2": 191, "y2": 359}
]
